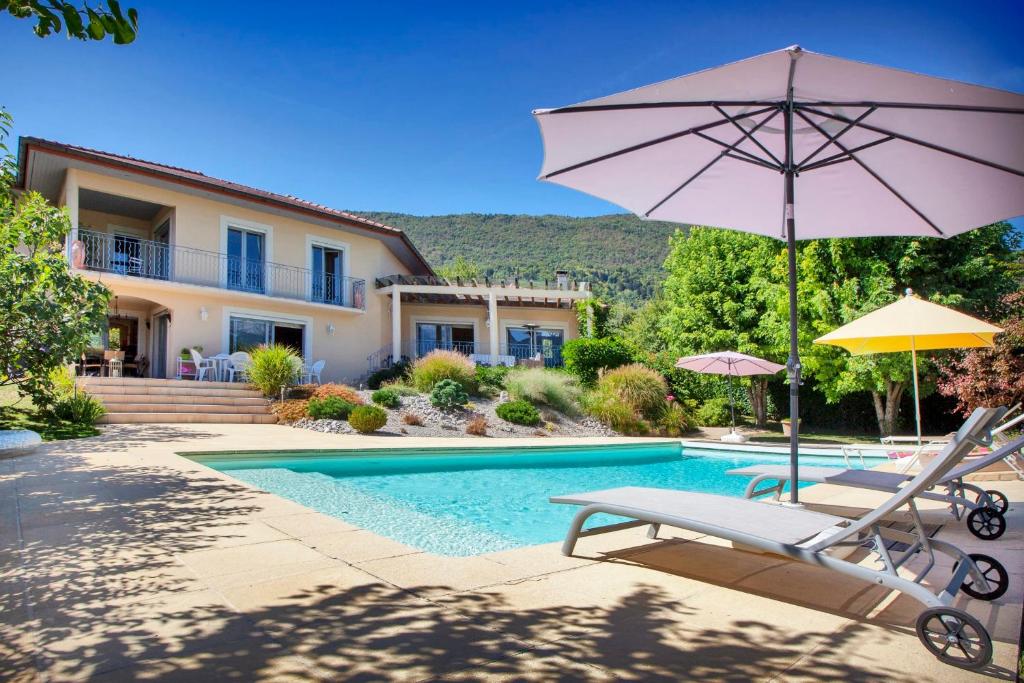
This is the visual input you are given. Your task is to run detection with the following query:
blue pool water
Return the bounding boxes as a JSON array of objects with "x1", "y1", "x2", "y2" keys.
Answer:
[{"x1": 193, "y1": 443, "x2": 881, "y2": 557}]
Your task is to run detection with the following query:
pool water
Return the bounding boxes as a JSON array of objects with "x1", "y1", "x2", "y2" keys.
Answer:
[{"x1": 193, "y1": 443, "x2": 880, "y2": 557}]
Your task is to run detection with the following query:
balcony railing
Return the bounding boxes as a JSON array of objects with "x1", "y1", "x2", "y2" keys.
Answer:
[
  {"x1": 366, "y1": 339, "x2": 565, "y2": 372},
  {"x1": 77, "y1": 229, "x2": 366, "y2": 310}
]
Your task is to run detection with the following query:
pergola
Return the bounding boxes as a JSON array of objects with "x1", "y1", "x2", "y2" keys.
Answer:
[{"x1": 375, "y1": 275, "x2": 592, "y2": 365}]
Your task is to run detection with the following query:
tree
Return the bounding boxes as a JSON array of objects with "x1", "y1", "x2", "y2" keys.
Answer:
[
  {"x1": 0, "y1": 110, "x2": 111, "y2": 405},
  {"x1": 435, "y1": 255, "x2": 482, "y2": 282},
  {"x1": 1, "y1": 0, "x2": 137, "y2": 43},
  {"x1": 797, "y1": 226, "x2": 1019, "y2": 435},
  {"x1": 658, "y1": 227, "x2": 784, "y2": 427},
  {"x1": 936, "y1": 287, "x2": 1024, "y2": 416}
]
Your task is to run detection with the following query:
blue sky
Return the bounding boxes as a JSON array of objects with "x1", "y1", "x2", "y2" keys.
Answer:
[{"x1": 2, "y1": 0, "x2": 1022, "y2": 220}]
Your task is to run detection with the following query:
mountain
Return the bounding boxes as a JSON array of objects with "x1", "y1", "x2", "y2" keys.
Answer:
[{"x1": 355, "y1": 212, "x2": 683, "y2": 303}]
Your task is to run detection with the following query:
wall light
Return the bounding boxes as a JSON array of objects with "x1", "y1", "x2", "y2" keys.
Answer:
[
  {"x1": 326, "y1": 323, "x2": 336, "y2": 336},
  {"x1": 199, "y1": 306, "x2": 208, "y2": 322}
]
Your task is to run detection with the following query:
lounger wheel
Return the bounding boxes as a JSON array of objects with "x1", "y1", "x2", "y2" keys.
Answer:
[
  {"x1": 966, "y1": 507, "x2": 1006, "y2": 540},
  {"x1": 973, "y1": 489, "x2": 1008, "y2": 515},
  {"x1": 955, "y1": 553, "x2": 1009, "y2": 601},
  {"x1": 915, "y1": 607, "x2": 992, "y2": 670}
]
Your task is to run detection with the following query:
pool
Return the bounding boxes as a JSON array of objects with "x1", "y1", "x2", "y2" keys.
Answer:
[{"x1": 190, "y1": 442, "x2": 884, "y2": 557}]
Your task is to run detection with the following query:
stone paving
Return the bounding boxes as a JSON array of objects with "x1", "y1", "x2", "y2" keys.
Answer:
[{"x1": 1, "y1": 424, "x2": 1020, "y2": 681}]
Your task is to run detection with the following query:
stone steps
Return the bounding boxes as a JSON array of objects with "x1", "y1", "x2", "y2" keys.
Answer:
[{"x1": 78, "y1": 378, "x2": 276, "y2": 425}]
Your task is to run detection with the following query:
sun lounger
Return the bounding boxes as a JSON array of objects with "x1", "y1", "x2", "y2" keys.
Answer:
[
  {"x1": 550, "y1": 407, "x2": 1008, "y2": 671},
  {"x1": 729, "y1": 433, "x2": 1024, "y2": 541}
]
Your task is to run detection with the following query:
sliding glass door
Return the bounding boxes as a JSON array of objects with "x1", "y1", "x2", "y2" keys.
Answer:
[
  {"x1": 415, "y1": 323, "x2": 475, "y2": 356},
  {"x1": 229, "y1": 316, "x2": 306, "y2": 357},
  {"x1": 506, "y1": 327, "x2": 564, "y2": 367}
]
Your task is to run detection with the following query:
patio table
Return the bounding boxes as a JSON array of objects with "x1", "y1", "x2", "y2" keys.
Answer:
[{"x1": 210, "y1": 354, "x2": 232, "y2": 382}]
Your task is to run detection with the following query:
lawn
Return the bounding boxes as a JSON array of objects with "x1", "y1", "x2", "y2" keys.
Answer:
[{"x1": 0, "y1": 384, "x2": 100, "y2": 441}]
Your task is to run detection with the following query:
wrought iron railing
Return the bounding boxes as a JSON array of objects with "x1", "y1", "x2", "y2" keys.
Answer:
[{"x1": 77, "y1": 229, "x2": 366, "y2": 310}]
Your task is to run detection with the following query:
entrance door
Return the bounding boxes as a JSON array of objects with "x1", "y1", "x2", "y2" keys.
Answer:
[{"x1": 153, "y1": 313, "x2": 169, "y2": 378}]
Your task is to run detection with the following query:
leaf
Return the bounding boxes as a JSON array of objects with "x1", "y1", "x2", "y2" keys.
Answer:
[
  {"x1": 85, "y1": 8, "x2": 105, "y2": 39},
  {"x1": 59, "y1": 3, "x2": 83, "y2": 37}
]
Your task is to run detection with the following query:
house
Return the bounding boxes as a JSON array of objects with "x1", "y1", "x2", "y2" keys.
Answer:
[{"x1": 15, "y1": 138, "x2": 591, "y2": 385}]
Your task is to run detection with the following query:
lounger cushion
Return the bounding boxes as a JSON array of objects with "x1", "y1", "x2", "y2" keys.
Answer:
[{"x1": 550, "y1": 486, "x2": 847, "y2": 546}]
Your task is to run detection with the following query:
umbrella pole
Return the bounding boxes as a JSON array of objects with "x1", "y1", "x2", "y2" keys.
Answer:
[
  {"x1": 728, "y1": 371, "x2": 737, "y2": 433},
  {"x1": 783, "y1": 72, "x2": 801, "y2": 506},
  {"x1": 911, "y1": 337, "x2": 922, "y2": 446}
]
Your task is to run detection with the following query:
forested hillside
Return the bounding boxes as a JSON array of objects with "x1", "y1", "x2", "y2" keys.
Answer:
[{"x1": 356, "y1": 212, "x2": 682, "y2": 304}]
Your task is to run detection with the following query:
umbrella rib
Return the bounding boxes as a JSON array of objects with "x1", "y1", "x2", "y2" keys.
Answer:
[
  {"x1": 802, "y1": 107, "x2": 1024, "y2": 179},
  {"x1": 644, "y1": 108, "x2": 782, "y2": 217},
  {"x1": 693, "y1": 131, "x2": 781, "y2": 170},
  {"x1": 714, "y1": 105, "x2": 784, "y2": 168},
  {"x1": 541, "y1": 105, "x2": 778, "y2": 179},
  {"x1": 542, "y1": 100, "x2": 784, "y2": 114},
  {"x1": 800, "y1": 136, "x2": 897, "y2": 172},
  {"x1": 794, "y1": 101, "x2": 1024, "y2": 115},
  {"x1": 796, "y1": 106, "x2": 877, "y2": 170},
  {"x1": 795, "y1": 110, "x2": 945, "y2": 236}
]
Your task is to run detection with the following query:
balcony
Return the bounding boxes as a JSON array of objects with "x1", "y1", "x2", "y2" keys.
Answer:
[{"x1": 77, "y1": 229, "x2": 366, "y2": 310}]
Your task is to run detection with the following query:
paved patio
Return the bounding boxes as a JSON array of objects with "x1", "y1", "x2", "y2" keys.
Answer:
[{"x1": 1, "y1": 424, "x2": 1020, "y2": 681}]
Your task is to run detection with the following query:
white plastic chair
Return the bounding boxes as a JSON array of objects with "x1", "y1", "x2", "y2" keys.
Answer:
[
  {"x1": 226, "y1": 351, "x2": 251, "y2": 383},
  {"x1": 302, "y1": 359, "x2": 325, "y2": 384},
  {"x1": 190, "y1": 348, "x2": 217, "y2": 382}
]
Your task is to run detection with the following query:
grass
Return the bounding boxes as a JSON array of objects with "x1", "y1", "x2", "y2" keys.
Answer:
[{"x1": 0, "y1": 384, "x2": 100, "y2": 441}]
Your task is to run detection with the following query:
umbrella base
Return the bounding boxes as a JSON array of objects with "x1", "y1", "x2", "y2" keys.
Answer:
[{"x1": 721, "y1": 430, "x2": 748, "y2": 444}]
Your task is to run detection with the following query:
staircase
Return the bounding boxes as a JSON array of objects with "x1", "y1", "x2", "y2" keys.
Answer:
[{"x1": 78, "y1": 377, "x2": 277, "y2": 424}]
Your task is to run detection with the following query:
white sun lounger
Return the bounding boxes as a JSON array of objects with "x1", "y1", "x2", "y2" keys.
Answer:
[
  {"x1": 551, "y1": 407, "x2": 1008, "y2": 671},
  {"x1": 729, "y1": 433, "x2": 1024, "y2": 542}
]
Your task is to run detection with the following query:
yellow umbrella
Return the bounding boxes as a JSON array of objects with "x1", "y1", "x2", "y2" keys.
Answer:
[{"x1": 815, "y1": 290, "x2": 1002, "y2": 443}]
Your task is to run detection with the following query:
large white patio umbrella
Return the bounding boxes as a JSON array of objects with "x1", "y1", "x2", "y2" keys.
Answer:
[
  {"x1": 675, "y1": 351, "x2": 785, "y2": 442},
  {"x1": 815, "y1": 290, "x2": 1003, "y2": 444},
  {"x1": 533, "y1": 45, "x2": 1024, "y2": 504}
]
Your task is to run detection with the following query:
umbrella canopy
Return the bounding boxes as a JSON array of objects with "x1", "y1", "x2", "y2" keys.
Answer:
[
  {"x1": 675, "y1": 352, "x2": 785, "y2": 438},
  {"x1": 675, "y1": 351, "x2": 786, "y2": 376},
  {"x1": 533, "y1": 45, "x2": 1024, "y2": 503},
  {"x1": 815, "y1": 291, "x2": 1002, "y2": 442},
  {"x1": 814, "y1": 294, "x2": 1002, "y2": 354}
]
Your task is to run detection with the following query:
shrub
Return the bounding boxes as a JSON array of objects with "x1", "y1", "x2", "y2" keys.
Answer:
[
  {"x1": 505, "y1": 368, "x2": 581, "y2": 415},
  {"x1": 248, "y1": 344, "x2": 302, "y2": 397},
  {"x1": 51, "y1": 391, "x2": 105, "y2": 425},
  {"x1": 660, "y1": 402, "x2": 698, "y2": 436},
  {"x1": 271, "y1": 399, "x2": 311, "y2": 423},
  {"x1": 367, "y1": 360, "x2": 410, "y2": 389},
  {"x1": 598, "y1": 364, "x2": 668, "y2": 419},
  {"x1": 496, "y1": 399, "x2": 541, "y2": 426},
  {"x1": 312, "y1": 383, "x2": 364, "y2": 404},
  {"x1": 465, "y1": 415, "x2": 488, "y2": 436},
  {"x1": 583, "y1": 391, "x2": 650, "y2": 434},
  {"x1": 695, "y1": 397, "x2": 733, "y2": 427},
  {"x1": 381, "y1": 381, "x2": 419, "y2": 396},
  {"x1": 307, "y1": 396, "x2": 356, "y2": 420},
  {"x1": 561, "y1": 337, "x2": 632, "y2": 384},
  {"x1": 402, "y1": 412, "x2": 424, "y2": 426},
  {"x1": 474, "y1": 364, "x2": 509, "y2": 391},
  {"x1": 430, "y1": 378, "x2": 469, "y2": 409},
  {"x1": 45, "y1": 365, "x2": 77, "y2": 404},
  {"x1": 349, "y1": 405, "x2": 388, "y2": 433},
  {"x1": 371, "y1": 388, "x2": 401, "y2": 408},
  {"x1": 411, "y1": 350, "x2": 476, "y2": 393}
]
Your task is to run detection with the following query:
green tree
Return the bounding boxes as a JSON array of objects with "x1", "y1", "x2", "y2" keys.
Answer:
[
  {"x1": 435, "y1": 255, "x2": 482, "y2": 282},
  {"x1": 2, "y1": 0, "x2": 137, "y2": 42},
  {"x1": 796, "y1": 226, "x2": 1019, "y2": 435},
  {"x1": 658, "y1": 227, "x2": 784, "y2": 426},
  {"x1": 0, "y1": 110, "x2": 111, "y2": 405}
]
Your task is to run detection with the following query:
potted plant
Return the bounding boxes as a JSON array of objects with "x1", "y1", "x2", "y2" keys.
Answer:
[
  {"x1": 781, "y1": 417, "x2": 801, "y2": 437},
  {"x1": 178, "y1": 346, "x2": 202, "y2": 378}
]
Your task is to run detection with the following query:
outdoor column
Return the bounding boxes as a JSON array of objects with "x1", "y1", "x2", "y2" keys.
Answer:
[
  {"x1": 391, "y1": 290, "x2": 401, "y2": 362},
  {"x1": 488, "y1": 291, "x2": 499, "y2": 366}
]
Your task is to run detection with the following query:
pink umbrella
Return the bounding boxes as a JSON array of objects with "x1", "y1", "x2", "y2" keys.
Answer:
[
  {"x1": 534, "y1": 46, "x2": 1024, "y2": 503},
  {"x1": 675, "y1": 351, "x2": 785, "y2": 440}
]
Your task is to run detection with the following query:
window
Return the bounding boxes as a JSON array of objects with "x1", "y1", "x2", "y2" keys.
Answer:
[
  {"x1": 415, "y1": 323, "x2": 474, "y2": 356},
  {"x1": 312, "y1": 244, "x2": 345, "y2": 305},
  {"x1": 226, "y1": 227, "x2": 265, "y2": 293}
]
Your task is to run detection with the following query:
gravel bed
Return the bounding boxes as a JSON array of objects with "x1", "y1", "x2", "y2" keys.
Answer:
[{"x1": 288, "y1": 391, "x2": 618, "y2": 439}]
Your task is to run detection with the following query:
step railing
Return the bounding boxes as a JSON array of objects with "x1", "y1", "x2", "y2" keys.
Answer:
[{"x1": 77, "y1": 229, "x2": 366, "y2": 310}]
